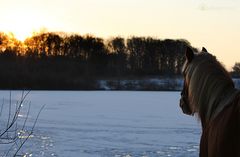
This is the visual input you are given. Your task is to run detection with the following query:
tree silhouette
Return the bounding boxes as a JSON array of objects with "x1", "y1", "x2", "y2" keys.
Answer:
[
  {"x1": 232, "y1": 62, "x2": 240, "y2": 77},
  {"x1": 106, "y1": 37, "x2": 127, "y2": 76},
  {"x1": 0, "y1": 31, "x2": 199, "y2": 89},
  {"x1": 127, "y1": 37, "x2": 146, "y2": 74}
]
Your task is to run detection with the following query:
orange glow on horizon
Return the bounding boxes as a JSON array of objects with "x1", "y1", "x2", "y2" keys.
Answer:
[{"x1": 7, "y1": 31, "x2": 32, "y2": 42}]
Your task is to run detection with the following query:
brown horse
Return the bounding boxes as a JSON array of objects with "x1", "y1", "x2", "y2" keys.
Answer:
[{"x1": 179, "y1": 47, "x2": 240, "y2": 157}]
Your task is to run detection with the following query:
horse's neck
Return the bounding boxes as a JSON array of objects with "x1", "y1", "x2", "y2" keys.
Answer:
[
  {"x1": 200, "y1": 84, "x2": 239, "y2": 122},
  {"x1": 210, "y1": 87, "x2": 239, "y2": 119}
]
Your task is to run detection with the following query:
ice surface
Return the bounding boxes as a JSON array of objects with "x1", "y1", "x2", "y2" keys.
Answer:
[{"x1": 0, "y1": 91, "x2": 201, "y2": 157}]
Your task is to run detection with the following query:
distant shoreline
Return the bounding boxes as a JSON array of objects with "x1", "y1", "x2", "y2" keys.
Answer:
[{"x1": 0, "y1": 78, "x2": 239, "y2": 91}]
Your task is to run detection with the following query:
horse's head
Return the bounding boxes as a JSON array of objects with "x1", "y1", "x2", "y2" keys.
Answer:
[
  {"x1": 179, "y1": 46, "x2": 235, "y2": 123},
  {"x1": 179, "y1": 47, "x2": 208, "y2": 116}
]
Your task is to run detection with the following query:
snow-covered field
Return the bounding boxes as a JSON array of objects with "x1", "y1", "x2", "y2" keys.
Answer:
[{"x1": 0, "y1": 91, "x2": 201, "y2": 157}]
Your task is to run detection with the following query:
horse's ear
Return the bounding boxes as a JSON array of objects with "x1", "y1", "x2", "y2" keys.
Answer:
[
  {"x1": 202, "y1": 47, "x2": 208, "y2": 53},
  {"x1": 186, "y1": 47, "x2": 194, "y2": 62}
]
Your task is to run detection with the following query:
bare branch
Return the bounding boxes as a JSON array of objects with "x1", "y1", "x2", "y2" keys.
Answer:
[{"x1": 0, "y1": 91, "x2": 44, "y2": 157}]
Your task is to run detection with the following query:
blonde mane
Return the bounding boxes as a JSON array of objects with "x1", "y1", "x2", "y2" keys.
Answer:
[{"x1": 183, "y1": 52, "x2": 239, "y2": 121}]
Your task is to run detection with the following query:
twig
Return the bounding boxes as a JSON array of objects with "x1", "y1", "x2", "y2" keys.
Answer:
[{"x1": 13, "y1": 104, "x2": 45, "y2": 156}]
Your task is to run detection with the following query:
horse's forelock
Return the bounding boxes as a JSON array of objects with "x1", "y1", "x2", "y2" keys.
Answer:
[{"x1": 181, "y1": 60, "x2": 188, "y2": 75}]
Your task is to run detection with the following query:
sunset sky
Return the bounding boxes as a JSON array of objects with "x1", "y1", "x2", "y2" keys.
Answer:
[{"x1": 0, "y1": 0, "x2": 239, "y2": 69}]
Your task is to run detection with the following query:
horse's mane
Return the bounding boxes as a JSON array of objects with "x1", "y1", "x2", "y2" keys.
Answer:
[{"x1": 183, "y1": 52, "x2": 239, "y2": 122}]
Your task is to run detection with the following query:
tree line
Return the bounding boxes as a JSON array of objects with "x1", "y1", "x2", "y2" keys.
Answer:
[{"x1": 0, "y1": 32, "x2": 239, "y2": 89}]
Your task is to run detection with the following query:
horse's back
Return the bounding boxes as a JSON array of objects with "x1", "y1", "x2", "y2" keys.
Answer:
[{"x1": 200, "y1": 92, "x2": 240, "y2": 157}]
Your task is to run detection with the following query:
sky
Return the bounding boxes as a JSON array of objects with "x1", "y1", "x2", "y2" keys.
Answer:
[{"x1": 0, "y1": 0, "x2": 239, "y2": 69}]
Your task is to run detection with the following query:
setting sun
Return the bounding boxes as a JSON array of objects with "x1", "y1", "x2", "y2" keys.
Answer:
[
  {"x1": 1, "y1": 18, "x2": 39, "y2": 42},
  {"x1": 8, "y1": 29, "x2": 33, "y2": 42},
  {"x1": 0, "y1": 6, "x2": 58, "y2": 42}
]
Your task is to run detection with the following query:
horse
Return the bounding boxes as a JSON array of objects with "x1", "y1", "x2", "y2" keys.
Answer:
[{"x1": 179, "y1": 47, "x2": 240, "y2": 157}]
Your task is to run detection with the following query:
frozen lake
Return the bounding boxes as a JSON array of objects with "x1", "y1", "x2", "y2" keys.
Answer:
[{"x1": 0, "y1": 91, "x2": 201, "y2": 157}]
